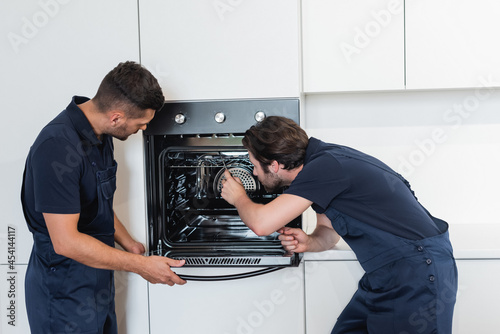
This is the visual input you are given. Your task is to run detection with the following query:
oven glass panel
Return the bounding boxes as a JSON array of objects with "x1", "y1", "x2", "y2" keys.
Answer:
[{"x1": 160, "y1": 147, "x2": 286, "y2": 246}]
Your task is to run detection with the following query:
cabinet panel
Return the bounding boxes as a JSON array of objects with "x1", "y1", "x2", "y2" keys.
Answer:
[
  {"x1": 1, "y1": 0, "x2": 142, "y2": 332},
  {"x1": 304, "y1": 260, "x2": 364, "y2": 334},
  {"x1": 114, "y1": 271, "x2": 149, "y2": 334},
  {"x1": 149, "y1": 266, "x2": 305, "y2": 334},
  {"x1": 406, "y1": 0, "x2": 500, "y2": 89},
  {"x1": 305, "y1": 259, "x2": 500, "y2": 333},
  {"x1": 139, "y1": 0, "x2": 300, "y2": 100},
  {"x1": 452, "y1": 260, "x2": 500, "y2": 333},
  {"x1": 302, "y1": 0, "x2": 405, "y2": 92}
]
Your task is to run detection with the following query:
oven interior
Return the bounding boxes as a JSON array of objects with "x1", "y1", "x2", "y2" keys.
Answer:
[
  {"x1": 161, "y1": 147, "x2": 274, "y2": 244},
  {"x1": 155, "y1": 143, "x2": 300, "y2": 260}
]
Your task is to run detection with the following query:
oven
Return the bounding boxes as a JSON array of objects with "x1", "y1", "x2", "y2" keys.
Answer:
[{"x1": 143, "y1": 99, "x2": 302, "y2": 278}]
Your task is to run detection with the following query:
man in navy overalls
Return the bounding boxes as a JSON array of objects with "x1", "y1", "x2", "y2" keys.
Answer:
[
  {"x1": 221, "y1": 116, "x2": 457, "y2": 333},
  {"x1": 22, "y1": 62, "x2": 186, "y2": 334}
]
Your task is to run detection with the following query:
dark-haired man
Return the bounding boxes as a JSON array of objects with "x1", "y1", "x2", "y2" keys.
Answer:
[
  {"x1": 221, "y1": 116, "x2": 457, "y2": 334},
  {"x1": 21, "y1": 61, "x2": 186, "y2": 334}
]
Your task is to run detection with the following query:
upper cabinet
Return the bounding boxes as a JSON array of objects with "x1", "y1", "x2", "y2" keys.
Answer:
[
  {"x1": 406, "y1": 0, "x2": 500, "y2": 90},
  {"x1": 139, "y1": 0, "x2": 300, "y2": 100},
  {"x1": 302, "y1": 0, "x2": 405, "y2": 92}
]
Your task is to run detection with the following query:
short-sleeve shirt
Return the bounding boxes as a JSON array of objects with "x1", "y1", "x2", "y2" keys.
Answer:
[
  {"x1": 22, "y1": 96, "x2": 115, "y2": 235},
  {"x1": 285, "y1": 137, "x2": 441, "y2": 239}
]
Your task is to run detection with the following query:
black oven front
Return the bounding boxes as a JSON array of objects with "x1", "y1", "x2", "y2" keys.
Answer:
[{"x1": 143, "y1": 99, "x2": 301, "y2": 267}]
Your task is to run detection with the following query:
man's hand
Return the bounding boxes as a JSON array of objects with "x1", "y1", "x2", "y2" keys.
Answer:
[
  {"x1": 139, "y1": 256, "x2": 187, "y2": 286},
  {"x1": 278, "y1": 227, "x2": 311, "y2": 253},
  {"x1": 279, "y1": 214, "x2": 340, "y2": 253},
  {"x1": 220, "y1": 170, "x2": 247, "y2": 206}
]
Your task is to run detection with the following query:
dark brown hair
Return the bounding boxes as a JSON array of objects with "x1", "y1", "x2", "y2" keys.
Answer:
[
  {"x1": 242, "y1": 116, "x2": 308, "y2": 170},
  {"x1": 93, "y1": 61, "x2": 164, "y2": 118}
]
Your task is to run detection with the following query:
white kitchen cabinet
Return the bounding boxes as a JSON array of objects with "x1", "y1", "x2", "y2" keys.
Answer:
[
  {"x1": 114, "y1": 271, "x2": 150, "y2": 334},
  {"x1": 139, "y1": 0, "x2": 300, "y2": 100},
  {"x1": 452, "y1": 259, "x2": 500, "y2": 333},
  {"x1": 304, "y1": 258, "x2": 500, "y2": 334},
  {"x1": 149, "y1": 265, "x2": 305, "y2": 334},
  {"x1": 304, "y1": 260, "x2": 364, "y2": 334},
  {"x1": 302, "y1": 0, "x2": 405, "y2": 93},
  {"x1": 406, "y1": 0, "x2": 500, "y2": 90},
  {"x1": 1, "y1": 0, "x2": 142, "y2": 332}
]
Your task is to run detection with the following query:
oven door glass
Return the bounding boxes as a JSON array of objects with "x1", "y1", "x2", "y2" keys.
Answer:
[{"x1": 154, "y1": 146, "x2": 301, "y2": 266}]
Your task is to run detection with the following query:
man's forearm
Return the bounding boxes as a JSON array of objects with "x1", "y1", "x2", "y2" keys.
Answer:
[
  {"x1": 306, "y1": 225, "x2": 341, "y2": 252},
  {"x1": 59, "y1": 230, "x2": 145, "y2": 273},
  {"x1": 44, "y1": 212, "x2": 185, "y2": 285},
  {"x1": 233, "y1": 195, "x2": 268, "y2": 235},
  {"x1": 234, "y1": 194, "x2": 313, "y2": 236}
]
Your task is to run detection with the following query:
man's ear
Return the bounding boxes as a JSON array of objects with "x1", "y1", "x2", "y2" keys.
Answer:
[
  {"x1": 270, "y1": 160, "x2": 280, "y2": 174},
  {"x1": 109, "y1": 110, "x2": 125, "y2": 127}
]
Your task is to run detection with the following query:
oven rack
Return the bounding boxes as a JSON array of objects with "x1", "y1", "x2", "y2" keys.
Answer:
[{"x1": 166, "y1": 157, "x2": 252, "y2": 169}]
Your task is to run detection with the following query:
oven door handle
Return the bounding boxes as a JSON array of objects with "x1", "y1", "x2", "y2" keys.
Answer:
[{"x1": 177, "y1": 267, "x2": 284, "y2": 281}]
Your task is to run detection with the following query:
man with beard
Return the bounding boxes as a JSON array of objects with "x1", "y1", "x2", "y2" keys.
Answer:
[
  {"x1": 21, "y1": 61, "x2": 186, "y2": 334},
  {"x1": 221, "y1": 116, "x2": 457, "y2": 334}
]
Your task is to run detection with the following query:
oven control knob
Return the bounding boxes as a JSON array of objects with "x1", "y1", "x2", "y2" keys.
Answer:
[
  {"x1": 254, "y1": 111, "x2": 266, "y2": 122},
  {"x1": 174, "y1": 113, "x2": 186, "y2": 124},
  {"x1": 214, "y1": 112, "x2": 226, "y2": 123}
]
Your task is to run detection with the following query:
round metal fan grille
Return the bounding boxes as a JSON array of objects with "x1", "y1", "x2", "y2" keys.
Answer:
[{"x1": 215, "y1": 167, "x2": 257, "y2": 194}]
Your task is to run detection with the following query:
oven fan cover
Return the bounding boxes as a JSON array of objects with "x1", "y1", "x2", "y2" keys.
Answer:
[{"x1": 214, "y1": 166, "x2": 258, "y2": 195}]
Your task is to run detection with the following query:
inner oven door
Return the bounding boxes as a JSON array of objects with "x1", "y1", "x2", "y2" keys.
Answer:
[{"x1": 143, "y1": 99, "x2": 302, "y2": 271}]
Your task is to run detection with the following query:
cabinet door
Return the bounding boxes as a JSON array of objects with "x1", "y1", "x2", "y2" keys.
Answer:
[
  {"x1": 149, "y1": 266, "x2": 305, "y2": 334},
  {"x1": 0, "y1": 0, "x2": 140, "y2": 265},
  {"x1": 406, "y1": 0, "x2": 500, "y2": 89},
  {"x1": 302, "y1": 0, "x2": 405, "y2": 93},
  {"x1": 114, "y1": 271, "x2": 149, "y2": 334},
  {"x1": 453, "y1": 260, "x2": 500, "y2": 333},
  {"x1": 305, "y1": 259, "x2": 500, "y2": 333},
  {"x1": 1, "y1": 1, "x2": 142, "y2": 332},
  {"x1": 139, "y1": 0, "x2": 300, "y2": 100},
  {"x1": 304, "y1": 260, "x2": 364, "y2": 334}
]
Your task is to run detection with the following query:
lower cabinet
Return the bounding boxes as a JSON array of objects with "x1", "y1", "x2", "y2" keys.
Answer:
[
  {"x1": 114, "y1": 271, "x2": 150, "y2": 334},
  {"x1": 304, "y1": 261, "x2": 364, "y2": 334},
  {"x1": 148, "y1": 265, "x2": 305, "y2": 334},
  {"x1": 304, "y1": 259, "x2": 500, "y2": 334},
  {"x1": 452, "y1": 259, "x2": 500, "y2": 333}
]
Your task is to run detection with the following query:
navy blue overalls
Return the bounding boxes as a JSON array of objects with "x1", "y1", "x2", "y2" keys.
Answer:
[
  {"x1": 325, "y1": 204, "x2": 458, "y2": 333},
  {"x1": 23, "y1": 133, "x2": 118, "y2": 333}
]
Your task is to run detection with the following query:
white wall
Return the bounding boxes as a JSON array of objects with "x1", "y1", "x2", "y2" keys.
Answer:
[
  {"x1": 303, "y1": 88, "x2": 500, "y2": 226},
  {"x1": 0, "y1": 1, "x2": 145, "y2": 332}
]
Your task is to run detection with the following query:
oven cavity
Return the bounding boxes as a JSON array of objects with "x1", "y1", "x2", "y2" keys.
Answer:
[{"x1": 160, "y1": 148, "x2": 275, "y2": 246}]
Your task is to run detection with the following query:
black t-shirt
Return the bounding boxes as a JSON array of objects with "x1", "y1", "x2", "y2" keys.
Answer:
[
  {"x1": 22, "y1": 96, "x2": 115, "y2": 235},
  {"x1": 285, "y1": 138, "x2": 441, "y2": 239}
]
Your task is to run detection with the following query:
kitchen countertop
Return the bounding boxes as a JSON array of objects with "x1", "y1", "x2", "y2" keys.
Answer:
[{"x1": 303, "y1": 223, "x2": 500, "y2": 261}]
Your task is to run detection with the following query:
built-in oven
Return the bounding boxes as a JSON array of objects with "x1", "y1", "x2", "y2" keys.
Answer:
[{"x1": 143, "y1": 99, "x2": 301, "y2": 279}]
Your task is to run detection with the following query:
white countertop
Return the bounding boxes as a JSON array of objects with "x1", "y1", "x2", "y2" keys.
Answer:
[{"x1": 303, "y1": 223, "x2": 500, "y2": 261}]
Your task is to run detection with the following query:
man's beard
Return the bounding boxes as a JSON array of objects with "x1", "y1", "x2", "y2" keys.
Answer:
[
  {"x1": 109, "y1": 124, "x2": 134, "y2": 141},
  {"x1": 260, "y1": 171, "x2": 287, "y2": 193}
]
